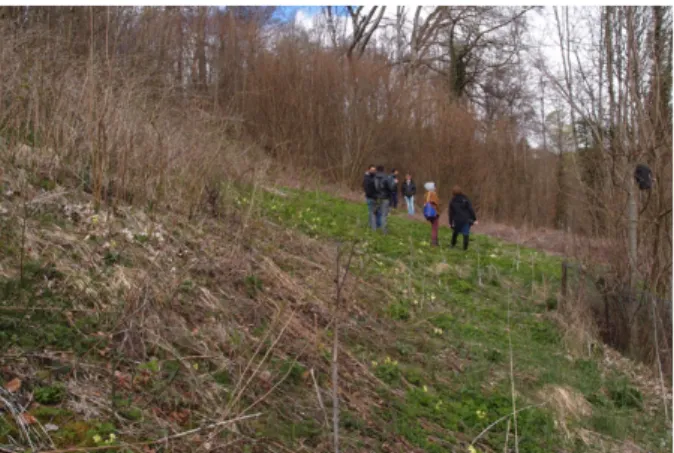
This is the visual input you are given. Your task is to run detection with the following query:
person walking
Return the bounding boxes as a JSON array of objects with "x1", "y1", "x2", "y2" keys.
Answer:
[
  {"x1": 449, "y1": 185, "x2": 478, "y2": 251},
  {"x1": 402, "y1": 173, "x2": 417, "y2": 216},
  {"x1": 363, "y1": 165, "x2": 379, "y2": 230},
  {"x1": 374, "y1": 165, "x2": 393, "y2": 234},
  {"x1": 423, "y1": 182, "x2": 440, "y2": 246},
  {"x1": 390, "y1": 169, "x2": 400, "y2": 209}
]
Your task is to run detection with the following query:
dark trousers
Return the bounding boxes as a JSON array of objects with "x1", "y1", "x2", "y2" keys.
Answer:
[
  {"x1": 390, "y1": 192, "x2": 398, "y2": 209},
  {"x1": 451, "y1": 223, "x2": 471, "y2": 250},
  {"x1": 429, "y1": 216, "x2": 439, "y2": 246}
]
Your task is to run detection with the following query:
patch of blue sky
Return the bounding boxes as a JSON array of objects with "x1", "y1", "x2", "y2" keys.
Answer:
[{"x1": 273, "y1": 6, "x2": 347, "y2": 23}]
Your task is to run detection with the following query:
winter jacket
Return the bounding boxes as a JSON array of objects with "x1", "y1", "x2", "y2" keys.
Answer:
[
  {"x1": 449, "y1": 194, "x2": 476, "y2": 228},
  {"x1": 374, "y1": 171, "x2": 393, "y2": 199},
  {"x1": 363, "y1": 172, "x2": 377, "y2": 199},
  {"x1": 402, "y1": 180, "x2": 416, "y2": 197}
]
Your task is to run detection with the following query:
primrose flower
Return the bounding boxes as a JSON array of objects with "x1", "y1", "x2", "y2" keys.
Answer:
[
  {"x1": 422, "y1": 385, "x2": 428, "y2": 393},
  {"x1": 412, "y1": 299, "x2": 418, "y2": 305},
  {"x1": 433, "y1": 327, "x2": 443, "y2": 336},
  {"x1": 93, "y1": 434, "x2": 103, "y2": 444},
  {"x1": 468, "y1": 446, "x2": 478, "y2": 453},
  {"x1": 430, "y1": 294, "x2": 436, "y2": 301},
  {"x1": 476, "y1": 409, "x2": 486, "y2": 420},
  {"x1": 371, "y1": 361, "x2": 378, "y2": 367},
  {"x1": 108, "y1": 433, "x2": 117, "y2": 442}
]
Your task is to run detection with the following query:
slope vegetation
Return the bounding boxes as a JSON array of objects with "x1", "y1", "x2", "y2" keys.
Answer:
[{"x1": 0, "y1": 167, "x2": 670, "y2": 453}]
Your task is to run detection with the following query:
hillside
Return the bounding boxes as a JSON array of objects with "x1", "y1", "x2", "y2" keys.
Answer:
[{"x1": 0, "y1": 162, "x2": 670, "y2": 453}]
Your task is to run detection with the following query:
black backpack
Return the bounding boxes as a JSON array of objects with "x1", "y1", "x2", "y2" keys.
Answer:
[
  {"x1": 634, "y1": 164, "x2": 653, "y2": 190},
  {"x1": 374, "y1": 174, "x2": 390, "y2": 195}
]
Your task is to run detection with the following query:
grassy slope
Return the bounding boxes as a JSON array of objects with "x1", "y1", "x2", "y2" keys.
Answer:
[
  {"x1": 259, "y1": 189, "x2": 670, "y2": 452},
  {"x1": 0, "y1": 177, "x2": 670, "y2": 453}
]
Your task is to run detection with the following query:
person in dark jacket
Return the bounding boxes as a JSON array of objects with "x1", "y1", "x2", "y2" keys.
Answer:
[
  {"x1": 449, "y1": 185, "x2": 478, "y2": 250},
  {"x1": 363, "y1": 165, "x2": 379, "y2": 230},
  {"x1": 402, "y1": 173, "x2": 417, "y2": 216},
  {"x1": 390, "y1": 169, "x2": 400, "y2": 209},
  {"x1": 374, "y1": 165, "x2": 392, "y2": 234}
]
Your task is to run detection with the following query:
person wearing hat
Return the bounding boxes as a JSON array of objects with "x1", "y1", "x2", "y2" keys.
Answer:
[{"x1": 423, "y1": 182, "x2": 440, "y2": 246}]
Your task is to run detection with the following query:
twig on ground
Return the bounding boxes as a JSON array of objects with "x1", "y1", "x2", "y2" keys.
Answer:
[
  {"x1": 36, "y1": 412, "x2": 263, "y2": 453},
  {"x1": 470, "y1": 403, "x2": 546, "y2": 446},
  {"x1": 504, "y1": 417, "x2": 511, "y2": 453},
  {"x1": 507, "y1": 290, "x2": 519, "y2": 453},
  {"x1": 311, "y1": 368, "x2": 330, "y2": 428},
  {"x1": 332, "y1": 240, "x2": 358, "y2": 453},
  {"x1": 225, "y1": 309, "x2": 296, "y2": 418}
]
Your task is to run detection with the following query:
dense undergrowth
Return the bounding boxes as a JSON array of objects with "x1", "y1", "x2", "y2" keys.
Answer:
[{"x1": 0, "y1": 171, "x2": 670, "y2": 452}]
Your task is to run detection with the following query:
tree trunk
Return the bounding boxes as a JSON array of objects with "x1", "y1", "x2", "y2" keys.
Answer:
[{"x1": 627, "y1": 177, "x2": 638, "y2": 288}]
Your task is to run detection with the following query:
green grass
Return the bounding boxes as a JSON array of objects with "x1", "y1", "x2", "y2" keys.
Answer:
[
  {"x1": 253, "y1": 187, "x2": 671, "y2": 452},
  {"x1": 0, "y1": 180, "x2": 669, "y2": 453}
]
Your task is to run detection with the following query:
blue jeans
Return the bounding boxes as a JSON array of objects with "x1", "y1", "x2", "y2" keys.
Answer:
[
  {"x1": 404, "y1": 195, "x2": 415, "y2": 215},
  {"x1": 366, "y1": 198, "x2": 378, "y2": 230},
  {"x1": 377, "y1": 199, "x2": 390, "y2": 234}
]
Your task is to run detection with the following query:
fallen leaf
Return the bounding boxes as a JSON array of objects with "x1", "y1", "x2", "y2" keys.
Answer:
[
  {"x1": 45, "y1": 423, "x2": 59, "y2": 432},
  {"x1": 5, "y1": 378, "x2": 21, "y2": 393},
  {"x1": 21, "y1": 414, "x2": 37, "y2": 425}
]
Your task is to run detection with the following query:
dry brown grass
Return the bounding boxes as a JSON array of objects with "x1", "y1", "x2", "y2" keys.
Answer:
[
  {"x1": 537, "y1": 385, "x2": 592, "y2": 438},
  {"x1": 0, "y1": 159, "x2": 416, "y2": 451}
]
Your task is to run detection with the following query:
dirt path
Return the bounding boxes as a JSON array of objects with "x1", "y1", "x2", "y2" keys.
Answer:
[
  {"x1": 267, "y1": 179, "x2": 609, "y2": 263},
  {"x1": 386, "y1": 203, "x2": 609, "y2": 262}
]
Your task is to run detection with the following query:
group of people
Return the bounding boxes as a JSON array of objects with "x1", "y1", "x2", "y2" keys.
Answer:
[{"x1": 363, "y1": 165, "x2": 477, "y2": 250}]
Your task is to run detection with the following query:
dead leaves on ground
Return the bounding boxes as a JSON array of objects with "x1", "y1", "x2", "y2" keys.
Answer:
[{"x1": 5, "y1": 377, "x2": 22, "y2": 393}]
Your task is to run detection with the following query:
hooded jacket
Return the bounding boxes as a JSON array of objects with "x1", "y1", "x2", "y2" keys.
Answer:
[{"x1": 449, "y1": 193, "x2": 476, "y2": 227}]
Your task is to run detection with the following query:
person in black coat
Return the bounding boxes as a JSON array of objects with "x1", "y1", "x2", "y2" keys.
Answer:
[{"x1": 449, "y1": 185, "x2": 478, "y2": 250}]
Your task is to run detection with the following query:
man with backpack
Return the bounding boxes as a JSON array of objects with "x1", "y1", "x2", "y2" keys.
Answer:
[{"x1": 373, "y1": 165, "x2": 393, "y2": 234}]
